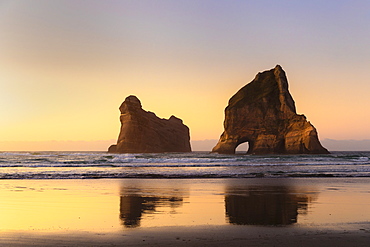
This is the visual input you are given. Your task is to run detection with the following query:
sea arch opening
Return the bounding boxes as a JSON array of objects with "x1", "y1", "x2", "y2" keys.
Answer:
[{"x1": 235, "y1": 141, "x2": 250, "y2": 154}]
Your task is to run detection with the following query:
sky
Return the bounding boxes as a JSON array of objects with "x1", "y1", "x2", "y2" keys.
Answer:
[{"x1": 1, "y1": 0, "x2": 370, "y2": 151}]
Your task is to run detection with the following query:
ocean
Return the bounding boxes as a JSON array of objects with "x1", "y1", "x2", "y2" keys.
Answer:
[{"x1": 0, "y1": 151, "x2": 369, "y2": 179}]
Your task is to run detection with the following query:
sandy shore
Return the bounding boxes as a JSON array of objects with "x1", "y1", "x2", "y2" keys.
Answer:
[
  {"x1": 1, "y1": 178, "x2": 370, "y2": 246},
  {"x1": 2, "y1": 225, "x2": 370, "y2": 246}
]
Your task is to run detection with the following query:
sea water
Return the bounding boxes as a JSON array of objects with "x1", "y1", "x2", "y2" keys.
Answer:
[{"x1": 0, "y1": 151, "x2": 369, "y2": 179}]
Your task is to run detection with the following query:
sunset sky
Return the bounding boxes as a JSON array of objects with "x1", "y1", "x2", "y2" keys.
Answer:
[{"x1": 1, "y1": 0, "x2": 370, "y2": 150}]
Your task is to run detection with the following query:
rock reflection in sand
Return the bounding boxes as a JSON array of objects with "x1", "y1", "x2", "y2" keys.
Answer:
[
  {"x1": 119, "y1": 180, "x2": 319, "y2": 228},
  {"x1": 120, "y1": 195, "x2": 184, "y2": 228},
  {"x1": 225, "y1": 185, "x2": 319, "y2": 226},
  {"x1": 119, "y1": 183, "x2": 188, "y2": 228}
]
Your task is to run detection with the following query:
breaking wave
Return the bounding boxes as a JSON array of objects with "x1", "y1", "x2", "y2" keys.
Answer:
[{"x1": 0, "y1": 151, "x2": 369, "y2": 179}]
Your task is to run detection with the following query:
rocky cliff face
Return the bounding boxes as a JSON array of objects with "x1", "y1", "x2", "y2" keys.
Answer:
[
  {"x1": 108, "y1": 95, "x2": 191, "y2": 153},
  {"x1": 212, "y1": 65, "x2": 329, "y2": 154}
]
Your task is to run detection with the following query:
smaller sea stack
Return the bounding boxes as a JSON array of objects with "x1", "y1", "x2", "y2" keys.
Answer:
[
  {"x1": 108, "y1": 95, "x2": 191, "y2": 153},
  {"x1": 212, "y1": 65, "x2": 329, "y2": 155}
]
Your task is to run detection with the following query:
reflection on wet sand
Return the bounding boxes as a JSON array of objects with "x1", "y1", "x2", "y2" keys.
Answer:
[
  {"x1": 2, "y1": 179, "x2": 370, "y2": 247},
  {"x1": 119, "y1": 181, "x2": 319, "y2": 228},
  {"x1": 225, "y1": 185, "x2": 318, "y2": 225},
  {"x1": 120, "y1": 187, "x2": 185, "y2": 228}
]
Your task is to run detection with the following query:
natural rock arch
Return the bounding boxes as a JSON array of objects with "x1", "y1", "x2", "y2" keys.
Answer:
[{"x1": 212, "y1": 65, "x2": 329, "y2": 155}]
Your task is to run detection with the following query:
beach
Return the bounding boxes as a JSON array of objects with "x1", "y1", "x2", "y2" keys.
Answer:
[
  {"x1": 1, "y1": 178, "x2": 370, "y2": 246},
  {"x1": 3, "y1": 1, "x2": 370, "y2": 246}
]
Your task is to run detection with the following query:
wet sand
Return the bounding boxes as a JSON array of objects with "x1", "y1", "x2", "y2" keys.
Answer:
[
  {"x1": 1, "y1": 178, "x2": 370, "y2": 246},
  {"x1": 2, "y1": 225, "x2": 370, "y2": 247}
]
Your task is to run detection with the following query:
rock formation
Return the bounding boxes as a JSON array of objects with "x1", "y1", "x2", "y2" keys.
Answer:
[
  {"x1": 108, "y1": 95, "x2": 191, "y2": 153},
  {"x1": 212, "y1": 65, "x2": 329, "y2": 155}
]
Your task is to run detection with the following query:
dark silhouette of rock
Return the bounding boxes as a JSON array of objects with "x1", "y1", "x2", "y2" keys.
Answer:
[
  {"x1": 225, "y1": 185, "x2": 317, "y2": 225},
  {"x1": 108, "y1": 95, "x2": 191, "y2": 153},
  {"x1": 212, "y1": 65, "x2": 329, "y2": 154},
  {"x1": 120, "y1": 195, "x2": 183, "y2": 228}
]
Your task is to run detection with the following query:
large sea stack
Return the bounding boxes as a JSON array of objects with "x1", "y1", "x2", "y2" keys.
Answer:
[
  {"x1": 108, "y1": 95, "x2": 191, "y2": 153},
  {"x1": 212, "y1": 65, "x2": 329, "y2": 155}
]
